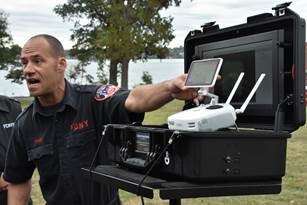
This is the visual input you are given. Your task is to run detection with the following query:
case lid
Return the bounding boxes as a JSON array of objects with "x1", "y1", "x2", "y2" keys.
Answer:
[{"x1": 184, "y1": 3, "x2": 306, "y2": 132}]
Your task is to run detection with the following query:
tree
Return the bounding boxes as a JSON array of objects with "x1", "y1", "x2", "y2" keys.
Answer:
[
  {"x1": 141, "y1": 71, "x2": 153, "y2": 85},
  {"x1": 54, "y1": 0, "x2": 182, "y2": 89},
  {"x1": 0, "y1": 10, "x2": 22, "y2": 83}
]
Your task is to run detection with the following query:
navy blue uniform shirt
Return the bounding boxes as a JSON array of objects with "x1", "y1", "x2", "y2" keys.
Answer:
[
  {"x1": 0, "y1": 95, "x2": 22, "y2": 175},
  {"x1": 4, "y1": 81, "x2": 144, "y2": 205}
]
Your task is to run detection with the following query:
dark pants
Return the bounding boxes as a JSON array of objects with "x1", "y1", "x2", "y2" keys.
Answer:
[
  {"x1": 0, "y1": 190, "x2": 33, "y2": 205},
  {"x1": 0, "y1": 190, "x2": 7, "y2": 205}
]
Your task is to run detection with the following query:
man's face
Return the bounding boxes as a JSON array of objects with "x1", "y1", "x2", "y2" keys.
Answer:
[{"x1": 21, "y1": 38, "x2": 64, "y2": 97}]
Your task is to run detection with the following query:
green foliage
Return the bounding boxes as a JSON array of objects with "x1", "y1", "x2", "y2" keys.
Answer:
[
  {"x1": 96, "y1": 61, "x2": 109, "y2": 84},
  {"x1": 5, "y1": 67, "x2": 23, "y2": 84},
  {"x1": 0, "y1": 10, "x2": 22, "y2": 83},
  {"x1": 66, "y1": 62, "x2": 87, "y2": 83},
  {"x1": 141, "y1": 71, "x2": 153, "y2": 85},
  {"x1": 54, "y1": 0, "x2": 182, "y2": 87},
  {"x1": 168, "y1": 46, "x2": 184, "y2": 58}
]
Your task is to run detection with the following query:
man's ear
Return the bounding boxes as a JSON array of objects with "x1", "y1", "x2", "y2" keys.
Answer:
[{"x1": 57, "y1": 57, "x2": 67, "y2": 73}]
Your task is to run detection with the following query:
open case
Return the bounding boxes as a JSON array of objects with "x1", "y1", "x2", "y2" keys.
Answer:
[
  {"x1": 184, "y1": 2, "x2": 306, "y2": 131},
  {"x1": 82, "y1": 2, "x2": 306, "y2": 200}
]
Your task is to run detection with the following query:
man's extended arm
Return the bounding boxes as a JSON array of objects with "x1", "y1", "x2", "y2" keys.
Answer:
[
  {"x1": 125, "y1": 74, "x2": 198, "y2": 113},
  {"x1": 8, "y1": 180, "x2": 31, "y2": 205}
]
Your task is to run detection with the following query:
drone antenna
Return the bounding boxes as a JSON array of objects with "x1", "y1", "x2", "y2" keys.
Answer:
[
  {"x1": 226, "y1": 72, "x2": 245, "y2": 104},
  {"x1": 236, "y1": 73, "x2": 266, "y2": 114}
]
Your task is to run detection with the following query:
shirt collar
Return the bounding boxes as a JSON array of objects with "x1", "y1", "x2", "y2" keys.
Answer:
[{"x1": 32, "y1": 80, "x2": 78, "y2": 117}]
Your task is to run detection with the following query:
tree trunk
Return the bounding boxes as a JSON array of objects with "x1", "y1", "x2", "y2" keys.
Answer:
[
  {"x1": 109, "y1": 60, "x2": 118, "y2": 86},
  {"x1": 121, "y1": 59, "x2": 130, "y2": 89}
]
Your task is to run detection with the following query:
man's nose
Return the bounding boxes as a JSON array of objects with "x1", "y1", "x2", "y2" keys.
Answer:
[{"x1": 23, "y1": 62, "x2": 35, "y2": 75}]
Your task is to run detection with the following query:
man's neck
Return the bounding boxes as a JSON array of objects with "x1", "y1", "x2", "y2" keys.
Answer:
[{"x1": 38, "y1": 81, "x2": 65, "y2": 107}]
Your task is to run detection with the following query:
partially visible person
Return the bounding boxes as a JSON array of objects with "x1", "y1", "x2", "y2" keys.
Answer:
[
  {"x1": 0, "y1": 96, "x2": 22, "y2": 204},
  {"x1": 4, "y1": 34, "x2": 199, "y2": 205}
]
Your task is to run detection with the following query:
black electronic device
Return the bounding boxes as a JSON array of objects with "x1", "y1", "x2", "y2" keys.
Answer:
[
  {"x1": 83, "y1": 2, "x2": 306, "y2": 201},
  {"x1": 106, "y1": 125, "x2": 290, "y2": 182}
]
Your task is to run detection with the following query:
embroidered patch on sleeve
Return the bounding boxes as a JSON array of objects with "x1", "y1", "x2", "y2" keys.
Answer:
[{"x1": 95, "y1": 84, "x2": 120, "y2": 101}]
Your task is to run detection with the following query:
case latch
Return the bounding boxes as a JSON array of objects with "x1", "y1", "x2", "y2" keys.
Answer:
[
  {"x1": 272, "y1": 2, "x2": 292, "y2": 16},
  {"x1": 190, "y1": 30, "x2": 202, "y2": 37},
  {"x1": 201, "y1": 21, "x2": 219, "y2": 33}
]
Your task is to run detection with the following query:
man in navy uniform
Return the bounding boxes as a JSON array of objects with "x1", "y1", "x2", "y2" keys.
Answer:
[
  {"x1": 4, "y1": 34, "x2": 199, "y2": 205},
  {"x1": 0, "y1": 95, "x2": 21, "y2": 204}
]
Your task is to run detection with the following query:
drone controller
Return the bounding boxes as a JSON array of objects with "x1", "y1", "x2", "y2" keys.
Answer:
[{"x1": 168, "y1": 58, "x2": 266, "y2": 132}]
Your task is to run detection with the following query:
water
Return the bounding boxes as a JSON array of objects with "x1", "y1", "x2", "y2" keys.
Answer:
[{"x1": 0, "y1": 59, "x2": 184, "y2": 97}]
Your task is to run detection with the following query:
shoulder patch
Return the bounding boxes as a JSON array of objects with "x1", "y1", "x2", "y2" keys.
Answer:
[{"x1": 95, "y1": 84, "x2": 120, "y2": 101}]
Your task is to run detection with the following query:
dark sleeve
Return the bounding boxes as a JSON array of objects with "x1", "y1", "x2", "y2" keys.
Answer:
[
  {"x1": 0, "y1": 131, "x2": 6, "y2": 173},
  {"x1": 3, "y1": 121, "x2": 35, "y2": 183},
  {"x1": 0, "y1": 99, "x2": 22, "y2": 174},
  {"x1": 0, "y1": 151, "x2": 4, "y2": 175},
  {"x1": 8, "y1": 98, "x2": 22, "y2": 119},
  {"x1": 95, "y1": 89, "x2": 144, "y2": 125}
]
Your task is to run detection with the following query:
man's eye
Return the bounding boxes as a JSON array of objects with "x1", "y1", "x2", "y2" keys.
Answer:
[
  {"x1": 35, "y1": 59, "x2": 43, "y2": 64},
  {"x1": 21, "y1": 61, "x2": 27, "y2": 67}
]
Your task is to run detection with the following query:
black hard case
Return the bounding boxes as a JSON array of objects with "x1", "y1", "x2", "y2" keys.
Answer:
[
  {"x1": 107, "y1": 125, "x2": 290, "y2": 182},
  {"x1": 184, "y1": 6, "x2": 306, "y2": 131},
  {"x1": 106, "y1": 5, "x2": 305, "y2": 183}
]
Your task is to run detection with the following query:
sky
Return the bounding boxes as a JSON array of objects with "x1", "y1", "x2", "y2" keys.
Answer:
[{"x1": 1, "y1": 0, "x2": 307, "y2": 49}]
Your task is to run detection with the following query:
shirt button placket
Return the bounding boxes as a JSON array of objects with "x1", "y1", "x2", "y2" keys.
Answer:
[{"x1": 54, "y1": 114, "x2": 68, "y2": 175}]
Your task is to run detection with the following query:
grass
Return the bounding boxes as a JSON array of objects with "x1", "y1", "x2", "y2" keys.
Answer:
[
  {"x1": 15, "y1": 96, "x2": 33, "y2": 108},
  {"x1": 18, "y1": 99, "x2": 307, "y2": 205}
]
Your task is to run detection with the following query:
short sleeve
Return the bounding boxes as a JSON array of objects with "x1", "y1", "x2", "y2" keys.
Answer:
[
  {"x1": 0, "y1": 98, "x2": 22, "y2": 174},
  {"x1": 3, "y1": 121, "x2": 35, "y2": 183},
  {"x1": 93, "y1": 87, "x2": 144, "y2": 125}
]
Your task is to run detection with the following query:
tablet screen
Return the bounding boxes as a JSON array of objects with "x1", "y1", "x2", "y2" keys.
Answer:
[{"x1": 185, "y1": 58, "x2": 223, "y2": 87}]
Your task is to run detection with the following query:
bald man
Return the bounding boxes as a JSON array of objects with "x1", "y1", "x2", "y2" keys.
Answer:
[{"x1": 4, "y1": 34, "x2": 199, "y2": 205}]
